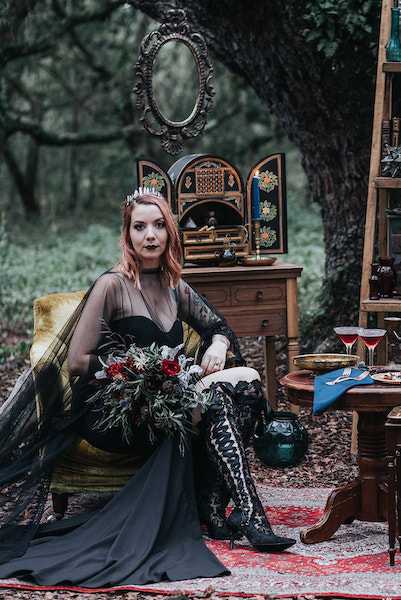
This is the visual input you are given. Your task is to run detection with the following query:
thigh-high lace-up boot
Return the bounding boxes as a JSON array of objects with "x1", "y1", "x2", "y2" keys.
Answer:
[
  {"x1": 198, "y1": 382, "x2": 296, "y2": 552},
  {"x1": 194, "y1": 457, "x2": 232, "y2": 540},
  {"x1": 194, "y1": 379, "x2": 265, "y2": 540},
  {"x1": 232, "y1": 378, "x2": 269, "y2": 445}
]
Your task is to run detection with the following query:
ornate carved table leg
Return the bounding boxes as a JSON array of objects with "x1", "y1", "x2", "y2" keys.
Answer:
[
  {"x1": 358, "y1": 411, "x2": 388, "y2": 522},
  {"x1": 300, "y1": 480, "x2": 361, "y2": 544},
  {"x1": 301, "y1": 411, "x2": 388, "y2": 544}
]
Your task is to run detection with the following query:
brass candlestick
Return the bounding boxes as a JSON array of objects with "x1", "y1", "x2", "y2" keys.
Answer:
[
  {"x1": 254, "y1": 219, "x2": 262, "y2": 260},
  {"x1": 384, "y1": 316, "x2": 401, "y2": 364}
]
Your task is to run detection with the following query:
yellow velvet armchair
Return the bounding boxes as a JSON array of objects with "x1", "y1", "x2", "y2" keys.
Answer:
[
  {"x1": 30, "y1": 291, "x2": 148, "y2": 517},
  {"x1": 30, "y1": 290, "x2": 210, "y2": 517}
]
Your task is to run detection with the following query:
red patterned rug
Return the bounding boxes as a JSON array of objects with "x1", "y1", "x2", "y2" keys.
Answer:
[{"x1": 0, "y1": 484, "x2": 400, "y2": 598}]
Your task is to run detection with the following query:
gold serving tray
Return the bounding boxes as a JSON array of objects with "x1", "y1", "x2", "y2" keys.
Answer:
[{"x1": 293, "y1": 353, "x2": 359, "y2": 375}]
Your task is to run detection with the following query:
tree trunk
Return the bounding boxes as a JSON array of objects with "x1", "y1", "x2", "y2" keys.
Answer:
[
  {"x1": 130, "y1": 0, "x2": 378, "y2": 349},
  {"x1": 69, "y1": 104, "x2": 79, "y2": 211},
  {"x1": 3, "y1": 139, "x2": 41, "y2": 214}
]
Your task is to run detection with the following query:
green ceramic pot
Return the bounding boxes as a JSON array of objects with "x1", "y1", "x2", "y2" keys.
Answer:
[{"x1": 253, "y1": 411, "x2": 308, "y2": 468}]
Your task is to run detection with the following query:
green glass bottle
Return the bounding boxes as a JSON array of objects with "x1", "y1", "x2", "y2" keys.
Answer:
[{"x1": 386, "y1": 8, "x2": 401, "y2": 62}]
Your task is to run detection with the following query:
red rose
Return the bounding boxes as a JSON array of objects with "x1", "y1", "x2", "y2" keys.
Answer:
[
  {"x1": 107, "y1": 362, "x2": 126, "y2": 378},
  {"x1": 161, "y1": 359, "x2": 181, "y2": 376}
]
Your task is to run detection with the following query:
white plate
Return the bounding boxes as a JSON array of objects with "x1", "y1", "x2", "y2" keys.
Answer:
[{"x1": 372, "y1": 372, "x2": 401, "y2": 384}]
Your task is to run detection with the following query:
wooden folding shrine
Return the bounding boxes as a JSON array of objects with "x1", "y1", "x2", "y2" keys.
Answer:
[{"x1": 136, "y1": 154, "x2": 288, "y2": 265}]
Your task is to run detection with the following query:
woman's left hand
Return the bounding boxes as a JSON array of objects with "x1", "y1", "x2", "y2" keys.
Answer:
[{"x1": 200, "y1": 339, "x2": 228, "y2": 375}]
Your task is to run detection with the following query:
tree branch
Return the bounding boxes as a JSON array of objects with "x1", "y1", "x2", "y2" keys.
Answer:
[
  {"x1": 0, "y1": 0, "x2": 127, "y2": 65},
  {"x1": 5, "y1": 118, "x2": 137, "y2": 146}
]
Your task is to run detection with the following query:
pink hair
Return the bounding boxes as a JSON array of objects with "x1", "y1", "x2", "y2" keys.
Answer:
[{"x1": 118, "y1": 193, "x2": 182, "y2": 287}]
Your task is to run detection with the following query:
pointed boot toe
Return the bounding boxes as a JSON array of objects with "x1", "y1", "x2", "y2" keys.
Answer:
[{"x1": 253, "y1": 535, "x2": 296, "y2": 552}]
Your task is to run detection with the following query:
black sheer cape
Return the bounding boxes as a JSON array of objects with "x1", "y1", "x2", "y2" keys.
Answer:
[{"x1": 0, "y1": 269, "x2": 243, "y2": 563}]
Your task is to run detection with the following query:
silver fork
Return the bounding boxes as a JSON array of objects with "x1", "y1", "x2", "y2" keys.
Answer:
[
  {"x1": 325, "y1": 370, "x2": 369, "y2": 385},
  {"x1": 324, "y1": 367, "x2": 351, "y2": 385}
]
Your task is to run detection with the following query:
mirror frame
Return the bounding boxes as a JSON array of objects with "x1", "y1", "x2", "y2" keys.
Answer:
[{"x1": 134, "y1": 8, "x2": 215, "y2": 155}]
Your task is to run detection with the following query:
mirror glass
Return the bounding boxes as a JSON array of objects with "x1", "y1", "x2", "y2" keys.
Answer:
[{"x1": 152, "y1": 41, "x2": 199, "y2": 124}]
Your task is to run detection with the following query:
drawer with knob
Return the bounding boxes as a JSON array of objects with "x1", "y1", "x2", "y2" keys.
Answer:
[
  {"x1": 222, "y1": 307, "x2": 287, "y2": 337},
  {"x1": 194, "y1": 281, "x2": 286, "y2": 309},
  {"x1": 231, "y1": 281, "x2": 286, "y2": 305},
  {"x1": 182, "y1": 263, "x2": 301, "y2": 340},
  {"x1": 193, "y1": 285, "x2": 230, "y2": 307}
]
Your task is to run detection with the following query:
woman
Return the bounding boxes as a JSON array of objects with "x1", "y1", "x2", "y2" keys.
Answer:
[{"x1": 0, "y1": 190, "x2": 295, "y2": 588}]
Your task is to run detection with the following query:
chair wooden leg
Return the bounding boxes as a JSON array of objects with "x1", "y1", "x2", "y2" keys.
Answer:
[{"x1": 52, "y1": 492, "x2": 69, "y2": 519}]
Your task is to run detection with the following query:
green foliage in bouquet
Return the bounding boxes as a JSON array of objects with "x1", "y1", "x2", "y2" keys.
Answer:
[{"x1": 89, "y1": 342, "x2": 212, "y2": 454}]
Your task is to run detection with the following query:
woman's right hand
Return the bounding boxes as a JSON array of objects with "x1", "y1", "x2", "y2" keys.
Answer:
[{"x1": 200, "y1": 338, "x2": 228, "y2": 375}]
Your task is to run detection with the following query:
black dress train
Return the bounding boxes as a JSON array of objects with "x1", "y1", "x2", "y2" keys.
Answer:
[
  {"x1": 0, "y1": 271, "x2": 239, "y2": 586},
  {"x1": 0, "y1": 430, "x2": 228, "y2": 586}
]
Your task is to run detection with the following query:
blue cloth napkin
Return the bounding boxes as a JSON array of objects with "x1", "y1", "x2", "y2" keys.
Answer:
[{"x1": 313, "y1": 368, "x2": 374, "y2": 415}]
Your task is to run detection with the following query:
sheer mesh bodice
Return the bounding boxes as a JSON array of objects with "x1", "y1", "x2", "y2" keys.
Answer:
[{"x1": 68, "y1": 268, "x2": 238, "y2": 378}]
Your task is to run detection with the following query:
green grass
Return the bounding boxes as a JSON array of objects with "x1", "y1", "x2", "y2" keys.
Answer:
[
  {"x1": 0, "y1": 223, "x2": 121, "y2": 333},
  {"x1": 0, "y1": 151, "x2": 324, "y2": 348},
  {"x1": 1, "y1": 214, "x2": 324, "y2": 335}
]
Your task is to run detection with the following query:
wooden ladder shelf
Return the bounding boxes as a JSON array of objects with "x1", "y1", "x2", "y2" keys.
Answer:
[{"x1": 358, "y1": 0, "x2": 401, "y2": 364}]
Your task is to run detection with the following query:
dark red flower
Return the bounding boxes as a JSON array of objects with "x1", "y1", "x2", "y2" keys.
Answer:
[
  {"x1": 161, "y1": 359, "x2": 180, "y2": 376},
  {"x1": 107, "y1": 358, "x2": 139, "y2": 380},
  {"x1": 107, "y1": 362, "x2": 126, "y2": 378}
]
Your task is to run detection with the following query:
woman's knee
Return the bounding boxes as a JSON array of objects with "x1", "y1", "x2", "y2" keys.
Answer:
[
  {"x1": 222, "y1": 366, "x2": 260, "y2": 385},
  {"x1": 197, "y1": 366, "x2": 260, "y2": 390}
]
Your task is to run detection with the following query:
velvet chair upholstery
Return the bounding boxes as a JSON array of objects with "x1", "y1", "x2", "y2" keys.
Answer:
[
  {"x1": 30, "y1": 291, "x2": 148, "y2": 516},
  {"x1": 30, "y1": 290, "x2": 210, "y2": 517}
]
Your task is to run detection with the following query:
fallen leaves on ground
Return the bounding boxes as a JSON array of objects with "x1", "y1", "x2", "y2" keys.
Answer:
[{"x1": 0, "y1": 332, "x2": 362, "y2": 600}]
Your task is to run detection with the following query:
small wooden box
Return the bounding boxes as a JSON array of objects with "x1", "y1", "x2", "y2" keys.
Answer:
[{"x1": 182, "y1": 226, "x2": 248, "y2": 261}]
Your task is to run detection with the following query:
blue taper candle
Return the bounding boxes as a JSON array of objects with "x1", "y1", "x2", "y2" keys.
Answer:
[{"x1": 253, "y1": 171, "x2": 261, "y2": 220}]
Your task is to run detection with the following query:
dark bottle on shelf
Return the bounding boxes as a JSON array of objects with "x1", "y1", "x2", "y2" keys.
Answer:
[
  {"x1": 378, "y1": 256, "x2": 395, "y2": 298},
  {"x1": 369, "y1": 262, "x2": 380, "y2": 300}
]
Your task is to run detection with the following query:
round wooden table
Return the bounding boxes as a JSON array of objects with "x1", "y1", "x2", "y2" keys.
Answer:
[{"x1": 280, "y1": 370, "x2": 401, "y2": 544}]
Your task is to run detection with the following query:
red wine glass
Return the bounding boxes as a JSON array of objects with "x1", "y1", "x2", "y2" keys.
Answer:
[
  {"x1": 334, "y1": 326, "x2": 359, "y2": 355},
  {"x1": 357, "y1": 328, "x2": 387, "y2": 368}
]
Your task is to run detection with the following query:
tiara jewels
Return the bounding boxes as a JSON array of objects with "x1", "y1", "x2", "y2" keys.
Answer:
[{"x1": 125, "y1": 187, "x2": 163, "y2": 205}]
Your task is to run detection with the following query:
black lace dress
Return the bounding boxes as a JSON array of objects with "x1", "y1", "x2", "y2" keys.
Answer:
[{"x1": 0, "y1": 269, "x2": 240, "y2": 587}]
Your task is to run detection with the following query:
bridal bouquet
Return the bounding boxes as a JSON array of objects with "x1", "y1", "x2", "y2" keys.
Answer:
[{"x1": 88, "y1": 342, "x2": 211, "y2": 453}]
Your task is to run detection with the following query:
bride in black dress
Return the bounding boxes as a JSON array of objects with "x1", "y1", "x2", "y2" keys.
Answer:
[{"x1": 0, "y1": 190, "x2": 295, "y2": 588}]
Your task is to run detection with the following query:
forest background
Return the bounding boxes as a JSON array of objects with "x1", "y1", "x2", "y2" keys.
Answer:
[{"x1": 0, "y1": 0, "x2": 382, "y2": 361}]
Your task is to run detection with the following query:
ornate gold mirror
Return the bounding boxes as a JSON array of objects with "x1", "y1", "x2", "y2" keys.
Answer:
[{"x1": 133, "y1": 8, "x2": 215, "y2": 155}]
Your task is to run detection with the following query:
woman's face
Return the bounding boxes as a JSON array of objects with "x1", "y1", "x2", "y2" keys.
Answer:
[{"x1": 129, "y1": 203, "x2": 169, "y2": 269}]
